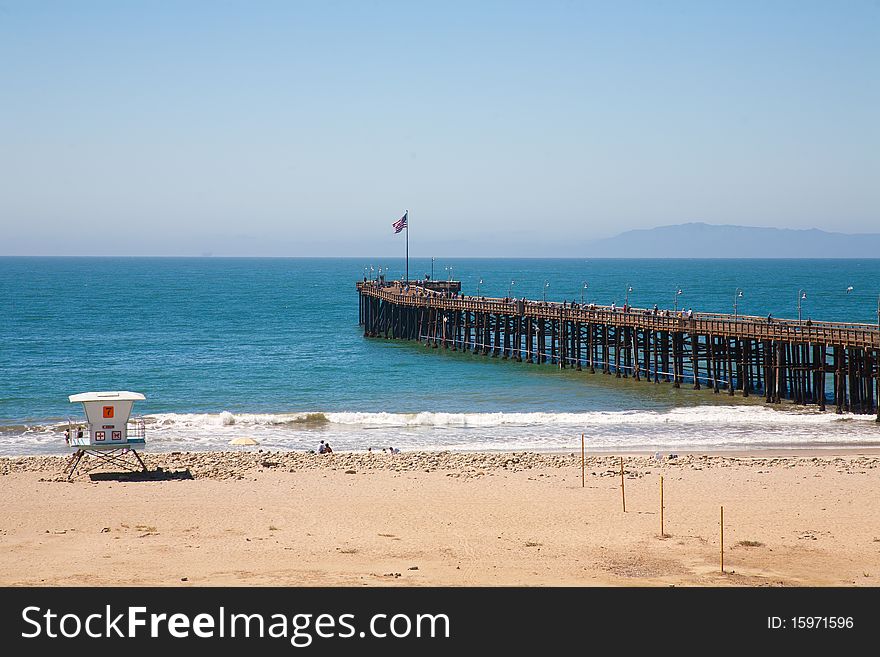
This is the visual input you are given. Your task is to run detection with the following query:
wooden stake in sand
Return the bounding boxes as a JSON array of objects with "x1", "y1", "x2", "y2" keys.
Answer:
[
  {"x1": 620, "y1": 457, "x2": 626, "y2": 513},
  {"x1": 581, "y1": 433, "x2": 585, "y2": 488},
  {"x1": 660, "y1": 476, "x2": 664, "y2": 537},
  {"x1": 720, "y1": 506, "x2": 725, "y2": 573}
]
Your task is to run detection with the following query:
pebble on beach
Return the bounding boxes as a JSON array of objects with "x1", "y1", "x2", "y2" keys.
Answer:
[{"x1": 2, "y1": 450, "x2": 877, "y2": 482}]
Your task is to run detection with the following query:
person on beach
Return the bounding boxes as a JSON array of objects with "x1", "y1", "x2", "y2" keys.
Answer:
[
  {"x1": 77, "y1": 426, "x2": 83, "y2": 439},
  {"x1": 64, "y1": 428, "x2": 70, "y2": 443},
  {"x1": 318, "y1": 440, "x2": 326, "y2": 454},
  {"x1": 324, "y1": 443, "x2": 333, "y2": 454}
]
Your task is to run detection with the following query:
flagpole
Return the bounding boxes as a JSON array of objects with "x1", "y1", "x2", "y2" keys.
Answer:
[{"x1": 405, "y1": 209, "x2": 409, "y2": 283}]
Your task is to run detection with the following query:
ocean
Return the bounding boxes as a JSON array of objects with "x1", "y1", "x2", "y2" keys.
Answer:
[{"x1": 1, "y1": 257, "x2": 878, "y2": 456}]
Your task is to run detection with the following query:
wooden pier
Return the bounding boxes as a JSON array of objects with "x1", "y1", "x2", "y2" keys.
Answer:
[{"x1": 357, "y1": 280, "x2": 880, "y2": 418}]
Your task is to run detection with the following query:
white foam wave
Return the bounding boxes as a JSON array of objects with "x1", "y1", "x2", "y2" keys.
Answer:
[
  {"x1": 143, "y1": 406, "x2": 874, "y2": 430},
  {"x1": 147, "y1": 411, "x2": 320, "y2": 428}
]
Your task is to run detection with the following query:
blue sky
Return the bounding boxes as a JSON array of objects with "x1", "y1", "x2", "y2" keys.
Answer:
[{"x1": 1, "y1": 1, "x2": 877, "y2": 255}]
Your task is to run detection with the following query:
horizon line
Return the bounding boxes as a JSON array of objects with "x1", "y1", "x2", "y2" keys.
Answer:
[{"x1": 3, "y1": 255, "x2": 880, "y2": 261}]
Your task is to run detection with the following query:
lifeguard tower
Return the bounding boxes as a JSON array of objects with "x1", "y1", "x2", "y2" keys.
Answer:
[{"x1": 64, "y1": 391, "x2": 148, "y2": 479}]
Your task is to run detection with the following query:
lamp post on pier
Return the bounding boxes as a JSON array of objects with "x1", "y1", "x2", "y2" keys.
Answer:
[
  {"x1": 543, "y1": 280, "x2": 550, "y2": 302},
  {"x1": 581, "y1": 281, "x2": 588, "y2": 305},
  {"x1": 624, "y1": 284, "x2": 633, "y2": 308},
  {"x1": 733, "y1": 289, "x2": 744, "y2": 319},
  {"x1": 673, "y1": 288, "x2": 682, "y2": 312},
  {"x1": 477, "y1": 279, "x2": 483, "y2": 296},
  {"x1": 797, "y1": 289, "x2": 807, "y2": 322},
  {"x1": 507, "y1": 280, "x2": 515, "y2": 298}
]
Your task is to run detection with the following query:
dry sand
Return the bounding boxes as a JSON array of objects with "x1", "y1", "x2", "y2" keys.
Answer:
[{"x1": 1, "y1": 450, "x2": 879, "y2": 586}]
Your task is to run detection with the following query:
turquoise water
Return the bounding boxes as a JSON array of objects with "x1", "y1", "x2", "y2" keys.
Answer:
[{"x1": 1, "y1": 257, "x2": 879, "y2": 455}]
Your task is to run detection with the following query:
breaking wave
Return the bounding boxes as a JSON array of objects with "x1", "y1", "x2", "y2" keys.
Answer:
[{"x1": 141, "y1": 406, "x2": 875, "y2": 430}]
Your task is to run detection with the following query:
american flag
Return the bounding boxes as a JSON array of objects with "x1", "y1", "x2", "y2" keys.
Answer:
[{"x1": 392, "y1": 211, "x2": 408, "y2": 234}]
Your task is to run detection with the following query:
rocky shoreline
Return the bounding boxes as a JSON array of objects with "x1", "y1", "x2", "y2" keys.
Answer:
[{"x1": 1, "y1": 450, "x2": 877, "y2": 481}]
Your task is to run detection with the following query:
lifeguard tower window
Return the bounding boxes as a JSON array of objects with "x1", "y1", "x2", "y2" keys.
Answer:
[{"x1": 64, "y1": 391, "x2": 148, "y2": 479}]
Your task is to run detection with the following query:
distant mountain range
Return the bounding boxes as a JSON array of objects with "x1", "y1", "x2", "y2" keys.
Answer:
[{"x1": 587, "y1": 223, "x2": 880, "y2": 258}]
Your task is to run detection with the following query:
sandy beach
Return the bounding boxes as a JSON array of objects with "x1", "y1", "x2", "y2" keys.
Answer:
[{"x1": 1, "y1": 449, "x2": 878, "y2": 587}]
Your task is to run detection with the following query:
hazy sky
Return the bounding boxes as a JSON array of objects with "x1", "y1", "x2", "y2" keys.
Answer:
[{"x1": 1, "y1": 1, "x2": 878, "y2": 256}]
